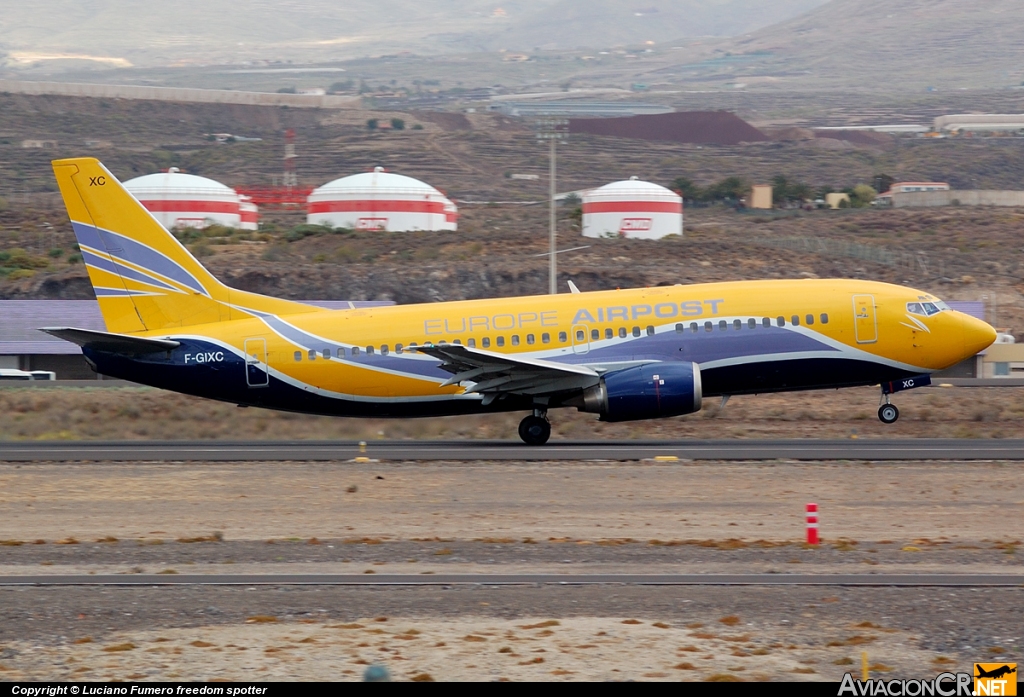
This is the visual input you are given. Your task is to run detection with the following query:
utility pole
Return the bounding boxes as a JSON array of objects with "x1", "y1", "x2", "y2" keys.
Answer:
[{"x1": 535, "y1": 118, "x2": 568, "y2": 294}]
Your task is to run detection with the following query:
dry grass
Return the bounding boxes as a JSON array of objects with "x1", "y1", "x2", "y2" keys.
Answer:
[{"x1": 9, "y1": 383, "x2": 1024, "y2": 442}]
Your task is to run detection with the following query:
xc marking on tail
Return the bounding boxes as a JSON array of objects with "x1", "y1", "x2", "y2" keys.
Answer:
[{"x1": 88, "y1": 176, "x2": 106, "y2": 187}]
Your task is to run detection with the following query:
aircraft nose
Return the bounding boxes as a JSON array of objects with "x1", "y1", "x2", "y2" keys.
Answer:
[{"x1": 961, "y1": 313, "x2": 997, "y2": 359}]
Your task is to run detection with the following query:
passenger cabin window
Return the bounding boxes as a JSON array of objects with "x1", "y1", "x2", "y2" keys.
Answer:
[
  {"x1": 704, "y1": 321, "x2": 713, "y2": 332},
  {"x1": 748, "y1": 318, "x2": 757, "y2": 329},
  {"x1": 606, "y1": 328, "x2": 614, "y2": 339},
  {"x1": 336, "y1": 347, "x2": 345, "y2": 358},
  {"x1": 482, "y1": 337, "x2": 491, "y2": 348},
  {"x1": 294, "y1": 351, "x2": 302, "y2": 362},
  {"x1": 576, "y1": 329, "x2": 585, "y2": 341},
  {"x1": 453, "y1": 339, "x2": 461, "y2": 345},
  {"x1": 511, "y1": 335, "x2": 520, "y2": 346},
  {"x1": 791, "y1": 315, "x2": 800, "y2": 326},
  {"x1": 591, "y1": 329, "x2": 600, "y2": 340},
  {"x1": 381, "y1": 345, "x2": 389, "y2": 356},
  {"x1": 496, "y1": 336, "x2": 505, "y2": 347},
  {"x1": 777, "y1": 317, "x2": 786, "y2": 327},
  {"x1": 690, "y1": 322, "x2": 699, "y2": 333},
  {"x1": 308, "y1": 349, "x2": 316, "y2": 361},
  {"x1": 733, "y1": 320, "x2": 742, "y2": 330},
  {"x1": 366, "y1": 346, "x2": 375, "y2": 355},
  {"x1": 467, "y1": 339, "x2": 475, "y2": 348},
  {"x1": 805, "y1": 314, "x2": 814, "y2": 326},
  {"x1": 542, "y1": 333, "x2": 550, "y2": 344},
  {"x1": 395, "y1": 344, "x2": 404, "y2": 354},
  {"x1": 646, "y1": 326, "x2": 655, "y2": 336},
  {"x1": 719, "y1": 320, "x2": 727, "y2": 331},
  {"x1": 632, "y1": 326, "x2": 641, "y2": 337},
  {"x1": 527, "y1": 334, "x2": 535, "y2": 345},
  {"x1": 559, "y1": 331, "x2": 568, "y2": 343},
  {"x1": 820, "y1": 314, "x2": 829, "y2": 324},
  {"x1": 619, "y1": 327, "x2": 628, "y2": 338},
  {"x1": 762, "y1": 317, "x2": 771, "y2": 328},
  {"x1": 675, "y1": 323, "x2": 684, "y2": 333},
  {"x1": 352, "y1": 347, "x2": 360, "y2": 356},
  {"x1": 322, "y1": 348, "x2": 330, "y2": 359}
]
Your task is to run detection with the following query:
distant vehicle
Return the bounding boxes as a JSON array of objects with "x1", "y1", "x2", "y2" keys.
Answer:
[
  {"x1": 43, "y1": 158, "x2": 997, "y2": 444},
  {"x1": 0, "y1": 369, "x2": 56, "y2": 381}
]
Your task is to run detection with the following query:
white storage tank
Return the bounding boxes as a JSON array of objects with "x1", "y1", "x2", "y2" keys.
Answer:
[
  {"x1": 582, "y1": 176, "x2": 683, "y2": 239},
  {"x1": 306, "y1": 167, "x2": 457, "y2": 231},
  {"x1": 123, "y1": 168, "x2": 246, "y2": 229}
]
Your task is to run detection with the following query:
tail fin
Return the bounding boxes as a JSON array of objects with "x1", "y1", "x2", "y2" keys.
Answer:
[{"x1": 52, "y1": 158, "x2": 318, "y2": 334}]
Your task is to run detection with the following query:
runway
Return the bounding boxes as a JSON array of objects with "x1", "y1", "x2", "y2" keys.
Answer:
[
  {"x1": 2, "y1": 438, "x2": 1024, "y2": 461},
  {"x1": 2, "y1": 573, "x2": 1023, "y2": 586}
]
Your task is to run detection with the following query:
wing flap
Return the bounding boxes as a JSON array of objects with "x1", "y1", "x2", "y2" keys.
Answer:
[{"x1": 416, "y1": 343, "x2": 599, "y2": 397}]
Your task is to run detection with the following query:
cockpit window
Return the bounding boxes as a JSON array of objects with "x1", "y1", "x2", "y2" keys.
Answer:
[{"x1": 907, "y1": 301, "x2": 943, "y2": 316}]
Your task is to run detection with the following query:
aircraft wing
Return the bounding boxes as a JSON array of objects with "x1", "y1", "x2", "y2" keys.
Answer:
[
  {"x1": 416, "y1": 343, "x2": 600, "y2": 398},
  {"x1": 39, "y1": 327, "x2": 180, "y2": 354}
]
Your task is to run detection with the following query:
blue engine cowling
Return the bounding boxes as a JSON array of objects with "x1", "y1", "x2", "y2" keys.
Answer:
[{"x1": 577, "y1": 362, "x2": 702, "y2": 422}]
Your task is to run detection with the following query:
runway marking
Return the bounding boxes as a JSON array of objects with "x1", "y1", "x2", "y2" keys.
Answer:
[{"x1": 1, "y1": 574, "x2": 1022, "y2": 586}]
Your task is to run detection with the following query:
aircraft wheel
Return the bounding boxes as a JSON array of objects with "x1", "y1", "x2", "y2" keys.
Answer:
[
  {"x1": 878, "y1": 404, "x2": 900, "y2": 424},
  {"x1": 518, "y1": 415, "x2": 551, "y2": 445}
]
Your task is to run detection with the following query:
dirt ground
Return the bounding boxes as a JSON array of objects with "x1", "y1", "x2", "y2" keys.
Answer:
[
  {"x1": 0, "y1": 459, "x2": 1021, "y2": 681},
  {"x1": 3, "y1": 383, "x2": 1024, "y2": 441}
]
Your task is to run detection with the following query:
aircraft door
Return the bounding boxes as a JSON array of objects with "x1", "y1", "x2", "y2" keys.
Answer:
[
  {"x1": 571, "y1": 323, "x2": 590, "y2": 354},
  {"x1": 852, "y1": 295, "x2": 878, "y2": 344},
  {"x1": 244, "y1": 338, "x2": 270, "y2": 388}
]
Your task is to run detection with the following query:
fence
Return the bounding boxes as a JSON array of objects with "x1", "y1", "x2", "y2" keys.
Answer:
[{"x1": 751, "y1": 236, "x2": 937, "y2": 276}]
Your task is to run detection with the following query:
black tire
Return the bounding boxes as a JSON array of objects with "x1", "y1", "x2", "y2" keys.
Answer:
[
  {"x1": 518, "y1": 415, "x2": 551, "y2": 445},
  {"x1": 878, "y1": 404, "x2": 900, "y2": 424}
]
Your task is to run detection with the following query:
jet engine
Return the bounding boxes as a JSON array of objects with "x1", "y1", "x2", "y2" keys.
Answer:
[{"x1": 573, "y1": 362, "x2": 702, "y2": 422}]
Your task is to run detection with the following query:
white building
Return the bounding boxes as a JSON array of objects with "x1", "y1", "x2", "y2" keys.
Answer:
[
  {"x1": 307, "y1": 167, "x2": 457, "y2": 231},
  {"x1": 582, "y1": 176, "x2": 682, "y2": 239},
  {"x1": 123, "y1": 168, "x2": 255, "y2": 230}
]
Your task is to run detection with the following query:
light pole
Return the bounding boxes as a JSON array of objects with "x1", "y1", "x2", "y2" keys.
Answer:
[{"x1": 535, "y1": 118, "x2": 568, "y2": 294}]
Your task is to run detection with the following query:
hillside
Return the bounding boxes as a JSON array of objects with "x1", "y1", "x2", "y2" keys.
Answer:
[
  {"x1": 0, "y1": 1, "x2": 827, "y2": 69},
  {"x1": 642, "y1": 0, "x2": 1024, "y2": 90}
]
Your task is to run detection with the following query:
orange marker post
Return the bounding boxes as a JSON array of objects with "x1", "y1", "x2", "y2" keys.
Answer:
[{"x1": 806, "y1": 503, "x2": 819, "y2": 545}]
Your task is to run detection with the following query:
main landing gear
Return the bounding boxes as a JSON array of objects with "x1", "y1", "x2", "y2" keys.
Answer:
[{"x1": 518, "y1": 409, "x2": 551, "y2": 445}]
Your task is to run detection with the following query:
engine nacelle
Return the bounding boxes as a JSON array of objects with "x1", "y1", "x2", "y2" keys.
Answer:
[{"x1": 576, "y1": 362, "x2": 702, "y2": 422}]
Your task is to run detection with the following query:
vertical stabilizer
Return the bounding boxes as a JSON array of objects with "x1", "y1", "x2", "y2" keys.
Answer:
[{"x1": 52, "y1": 158, "x2": 318, "y2": 333}]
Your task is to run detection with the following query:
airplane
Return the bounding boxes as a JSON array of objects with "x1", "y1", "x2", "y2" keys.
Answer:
[
  {"x1": 975, "y1": 665, "x2": 1016, "y2": 680},
  {"x1": 43, "y1": 158, "x2": 997, "y2": 445}
]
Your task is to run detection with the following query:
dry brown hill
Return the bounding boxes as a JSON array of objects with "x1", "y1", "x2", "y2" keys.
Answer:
[
  {"x1": 0, "y1": 1, "x2": 827, "y2": 69},
  {"x1": 643, "y1": 0, "x2": 1024, "y2": 90}
]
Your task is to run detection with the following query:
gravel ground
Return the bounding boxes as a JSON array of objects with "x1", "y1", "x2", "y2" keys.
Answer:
[{"x1": 0, "y1": 586, "x2": 1020, "y2": 681}]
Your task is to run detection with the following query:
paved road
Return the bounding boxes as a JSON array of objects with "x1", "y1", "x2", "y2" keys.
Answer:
[
  {"x1": 1, "y1": 573, "x2": 1022, "y2": 586},
  {"x1": 1, "y1": 439, "x2": 1024, "y2": 462}
]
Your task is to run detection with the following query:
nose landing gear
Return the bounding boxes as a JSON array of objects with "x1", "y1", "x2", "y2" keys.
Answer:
[
  {"x1": 878, "y1": 403, "x2": 900, "y2": 424},
  {"x1": 877, "y1": 387, "x2": 901, "y2": 424},
  {"x1": 518, "y1": 409, "x2": 551, "y2": 445}
]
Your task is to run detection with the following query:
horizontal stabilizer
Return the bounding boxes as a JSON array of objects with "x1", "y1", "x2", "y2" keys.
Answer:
[{"x1": 39, "y1": 327, "x2": 180, "y2": 354}]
